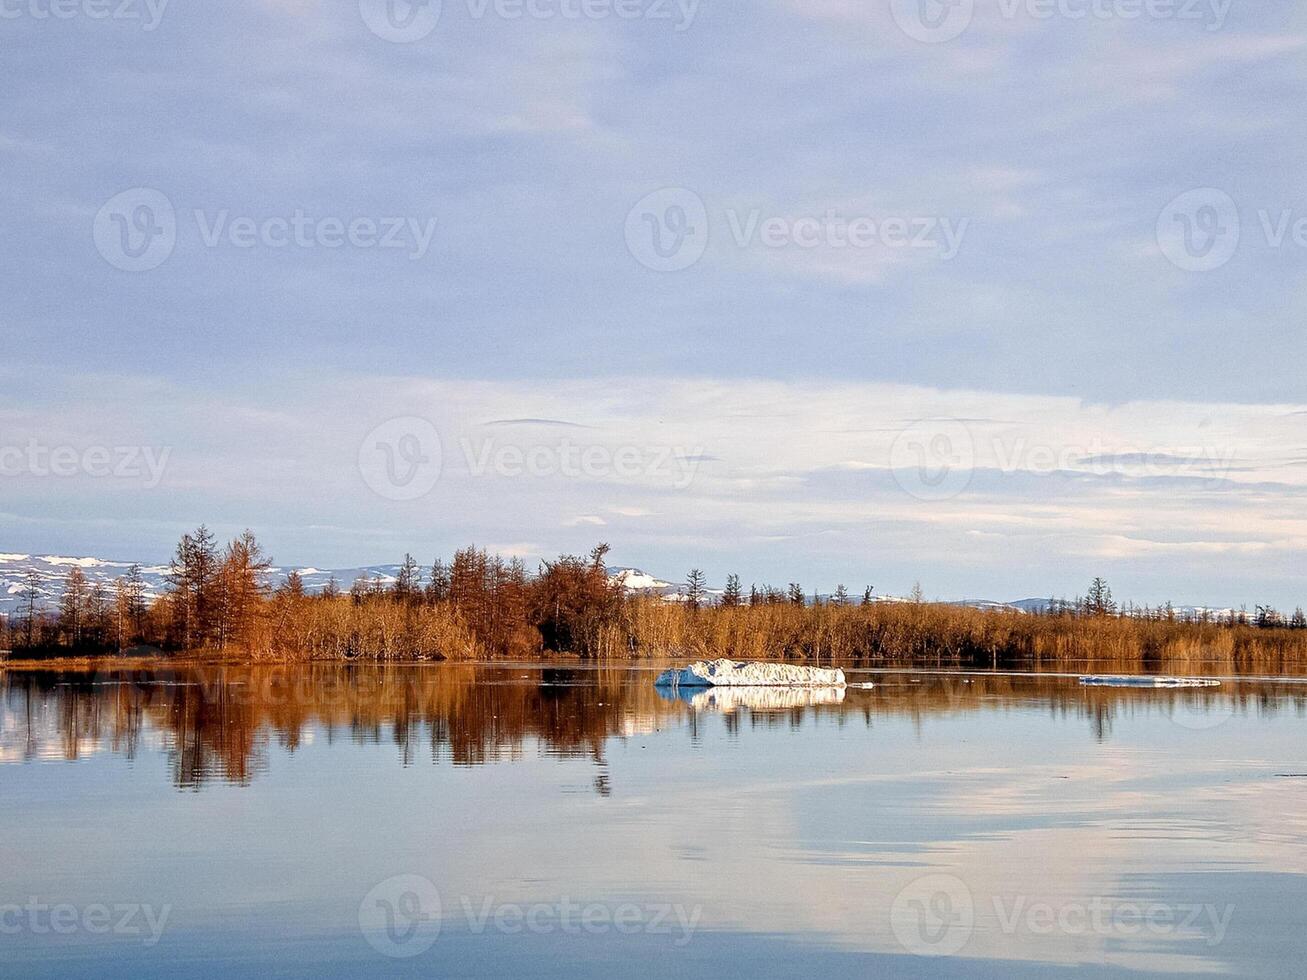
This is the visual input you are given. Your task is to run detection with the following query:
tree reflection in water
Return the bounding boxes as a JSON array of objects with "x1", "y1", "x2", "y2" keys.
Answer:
[{"x1": 2, "y1": 665, "x2": 1300, "y2": 790}]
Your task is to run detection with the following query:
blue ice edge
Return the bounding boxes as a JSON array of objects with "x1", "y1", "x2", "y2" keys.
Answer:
[
  {"x1": 1079, "y1": 675, "x2": 1221, "y2": 688},
  {"x1": 653, "y1": 660, "x2": 850, "y2": 688}
]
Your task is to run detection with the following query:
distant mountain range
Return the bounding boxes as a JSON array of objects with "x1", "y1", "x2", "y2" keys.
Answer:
[
  {"x1": 0, "y1": 554, "x2": 411, "y2": 616},
  {"x1": 0, "y1": 553, "x2": 1235, "y2": 621}
]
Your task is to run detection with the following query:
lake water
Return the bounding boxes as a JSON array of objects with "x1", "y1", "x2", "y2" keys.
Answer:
[{"x1": 3, "y1": 663, "x2": 1307, "y2": 978}]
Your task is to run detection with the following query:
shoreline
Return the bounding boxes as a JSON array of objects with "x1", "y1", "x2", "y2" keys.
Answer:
[{"x1": 7, "y1": 654, "x2": 1307, "y2": 681}]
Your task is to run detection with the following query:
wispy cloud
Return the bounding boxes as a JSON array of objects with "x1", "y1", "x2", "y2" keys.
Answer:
[{"x1": 4, "y1": 371, "x2": 1305, "y2": 605}]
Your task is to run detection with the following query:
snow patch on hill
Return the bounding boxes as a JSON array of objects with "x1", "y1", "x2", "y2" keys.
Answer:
[
  {"x1": 37, "y1": 556, "x2": 122, "y2": 568},
  {"x1": 613, "y1": 569, "x2": 674, "y2": 591}
]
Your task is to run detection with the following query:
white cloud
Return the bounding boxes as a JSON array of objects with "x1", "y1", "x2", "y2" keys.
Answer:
[{"x1": 5, "y1": 370, "x2": 1306, "y2": 604}]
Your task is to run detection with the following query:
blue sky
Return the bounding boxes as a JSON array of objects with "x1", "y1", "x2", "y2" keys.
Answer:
[{"x1": 2, "y1": 0, "x2": 1306, "y2": 606}]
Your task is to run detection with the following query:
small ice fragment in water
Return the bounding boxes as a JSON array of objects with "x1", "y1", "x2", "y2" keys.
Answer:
[
  {"x1": 654, "y1": 659, "x2": 847, "y2": 689},
  {"x1": 1078, "y1": 675, "x2": 1220, "y2": 688}
]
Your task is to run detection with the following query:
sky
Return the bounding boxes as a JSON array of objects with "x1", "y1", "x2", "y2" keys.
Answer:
[{"x1": 1, "y1": 0, "x2": 1306, "y2": 607}]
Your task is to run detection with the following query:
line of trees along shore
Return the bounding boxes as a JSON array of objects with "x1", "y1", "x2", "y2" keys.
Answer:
[{"x1": 5, "y1": 527, "x2": 1307, "y2": 673}]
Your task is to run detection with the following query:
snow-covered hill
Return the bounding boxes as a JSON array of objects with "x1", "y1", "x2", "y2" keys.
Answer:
[
  {"x1": 0, "y1": 555, "x2": 173, "y2": 615},
  {"x1": 609, "y1": 567, "x2": 725, "y2": 602},
  {"x1": 0, "y1": 554, "x2": 407, "y2": 616},
  {"x1": 0, "y1": 552, "x2": 1240, "y2": 622},
  {"x1": 609, "y1": 567, "x2": 680, "y2": 595}
]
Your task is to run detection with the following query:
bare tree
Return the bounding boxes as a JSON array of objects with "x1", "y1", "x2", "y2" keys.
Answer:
[
  {"x1": 20, "y1": 567, "x2": 41, "y2": 648},
  {"x1": 59, "y1": 567, "x2": 89, "y2": 647},
  {"x1": 215, "y1": 530, "x2": 272, "y2": 651},
  {"x1": 169, "y1": 525, "x2": 220, "y2": 648}
]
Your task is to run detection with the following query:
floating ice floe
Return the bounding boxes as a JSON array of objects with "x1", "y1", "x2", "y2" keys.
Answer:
[
  {"x1": 659, "y1": 685, "x2": 847, "y2": 712},
  {"x1": 1078, "y1": 675, "x2": 1221, "y2": 688},
  {"x1": 654, "y1": 659, "x2": 847, "y2": 689}
]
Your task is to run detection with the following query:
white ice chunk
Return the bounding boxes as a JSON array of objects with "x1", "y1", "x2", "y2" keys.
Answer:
[
  {"x1": 655, "y1": 659, "x2": 846, "y2": 689},
  {"x1": 1078, "y1": 675, "x2": 1220, "y2": 688}
]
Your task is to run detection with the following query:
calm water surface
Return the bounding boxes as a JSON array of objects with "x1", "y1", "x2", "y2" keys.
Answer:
[{"x1": 3, "y1": 663, "x2": 1307, "y2": 978}]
